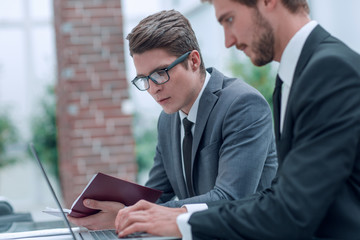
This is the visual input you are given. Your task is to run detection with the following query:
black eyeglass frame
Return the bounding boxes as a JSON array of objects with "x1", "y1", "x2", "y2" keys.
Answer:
[{"x1": 131, "y1": 51, "x2": 192, "y2": 91}]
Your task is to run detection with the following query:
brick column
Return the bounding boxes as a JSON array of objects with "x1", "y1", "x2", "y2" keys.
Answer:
[{"x1": 53, "y1": 0, "x2": 136, "y2": 207}]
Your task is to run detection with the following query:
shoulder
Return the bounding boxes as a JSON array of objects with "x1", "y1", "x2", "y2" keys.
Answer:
[
  {"x1": 312, "y1": 37, "x2": 360, "y2": 69},
  {"x1": 221, "y1": 76, "x2": 269, "y2": 110},
  {"x1": 298, "y1": 25, "x2": 360, "y2": 82},
  {"x1": 302, "y1": 28, "x2": 360, "y2": 78},
  {"x1": 207, "y1": 67, "x2": 267, "y2": 102},
  {"x1": 299, "y1": 38, "x2": 360, "y2": 89},
  {"x1": 291, "y1": 37, "x2": 360, "y2": 114}
]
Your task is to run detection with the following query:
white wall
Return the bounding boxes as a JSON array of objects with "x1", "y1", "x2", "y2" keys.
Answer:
[
  {"x1": 0, "y1": 0, "x2": 56, "y2": 139},
  {"x1": 310, "y1": 0, "x2": 360, "y2": 54}
]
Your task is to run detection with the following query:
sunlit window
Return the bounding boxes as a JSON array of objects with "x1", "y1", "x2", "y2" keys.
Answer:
[{"x1": 0, "y1": 0, "x2": 57, "y2": 221}]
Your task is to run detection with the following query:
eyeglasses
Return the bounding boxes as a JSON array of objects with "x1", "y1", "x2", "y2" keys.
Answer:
[{"x1": 131, "y1": 51, "x2": 192, "y2": 91}]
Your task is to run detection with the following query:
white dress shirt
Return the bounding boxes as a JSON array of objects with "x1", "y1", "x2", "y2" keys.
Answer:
[
  {"x1": 278, "y1": 20, "x2": 318, "y2": 132},
  {"x1": 176, "y1": 20, "x2": 319, "y2": 240},
  {"x1": 178, "y1": 71, "x2": 210, "y2": 182}
]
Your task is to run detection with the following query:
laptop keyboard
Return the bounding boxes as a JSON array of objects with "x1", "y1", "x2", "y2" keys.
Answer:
[
  {"x1": 124, "y1": 232, "x2": 155, "y2": 238},
  {"x1": 89, "y1": 230, "x2": 117, "y2": 239},
  {"x1": 89, "y1": 230, "x2": 155, "y2": 239}
]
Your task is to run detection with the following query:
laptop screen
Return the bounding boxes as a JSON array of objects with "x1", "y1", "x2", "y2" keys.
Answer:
[
  {"x1": 0, "y1": 144, "x2": 181, "y2": 240},
  {"x1": 0, "y1": 143, "x2": 76, "y2": 239}
]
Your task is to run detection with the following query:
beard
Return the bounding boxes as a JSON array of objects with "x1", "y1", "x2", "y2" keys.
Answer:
[{"x1": 251, "y1": 8, "x2": 275, "y2": 66}]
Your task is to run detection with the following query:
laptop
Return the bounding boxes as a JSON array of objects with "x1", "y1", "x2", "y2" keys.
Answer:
[{"x1": 0, "y1": 143, "x2": 180, "y2": 240}]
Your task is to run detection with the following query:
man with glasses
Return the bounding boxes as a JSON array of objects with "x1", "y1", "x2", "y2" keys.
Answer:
[{"x1": 68, "y1": 9, "x2": 277, "y2": 230}]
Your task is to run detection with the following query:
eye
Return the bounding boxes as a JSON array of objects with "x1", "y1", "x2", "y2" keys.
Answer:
[
  {"x1": 149, "y1": 69, "x2": 168, "y2": 83},
  {"x1": 225, "y1": 16, "x2": 233, "y2": 24},
  {"x1": 156, "y1": 69, "x2": 168, "y2": 77}
]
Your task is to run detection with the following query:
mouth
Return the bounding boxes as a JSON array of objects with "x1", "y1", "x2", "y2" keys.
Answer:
[
  {"x1": 157, "y1": 97, "x2": 171, "y2": 104},
  {"x1": 236, "y1": 44, "x2": 247, "y2": 52}
]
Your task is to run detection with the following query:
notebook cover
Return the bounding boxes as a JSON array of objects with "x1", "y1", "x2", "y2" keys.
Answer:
[{"x1": 69, "y1": 173, "x2": 162, "y2": 218}]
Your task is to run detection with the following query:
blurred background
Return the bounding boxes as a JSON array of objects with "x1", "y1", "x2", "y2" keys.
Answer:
[{"x1": 0, "y1": 0, "x2": 359, "y2": 223}]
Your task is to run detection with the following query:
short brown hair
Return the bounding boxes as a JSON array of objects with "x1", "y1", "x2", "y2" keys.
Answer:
[
  {"x1": 201, "y1": 0, "x2": 309, "y2": 14},
  {"x1": 126, "y1": 10, "x2": 205, "y2": 74}
]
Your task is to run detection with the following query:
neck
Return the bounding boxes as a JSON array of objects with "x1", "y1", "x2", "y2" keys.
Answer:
[
  {"x1": 274, "y1": 12, "x2": 311, "y2": 62},
  {"x1": 180, "y1": 71, "x2": 205, "y2": 116}
]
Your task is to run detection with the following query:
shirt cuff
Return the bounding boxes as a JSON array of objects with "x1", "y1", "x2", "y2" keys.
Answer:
[
  {"x1": 176, "y1": 204, "x2": 208, "y2": 240},
  {"x1": 177, "y1": 212, "x2": 192, "y2": 240},
  {"x1": 183, "y1": 203, "x2": 208, "y2": 213}
]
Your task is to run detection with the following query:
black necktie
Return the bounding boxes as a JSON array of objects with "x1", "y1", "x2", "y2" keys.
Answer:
[
  {"x1": 182, "y1": 118, "x2": 195, "y2": 197},
  {"x1": 273, "y1": 75, "x2": 283, "y2": 140}
]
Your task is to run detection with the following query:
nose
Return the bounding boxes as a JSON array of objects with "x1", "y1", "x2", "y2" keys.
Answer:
[
  {"x1": 224, "y1": 29, "x2": 236, "y2": 48},
  {"x1": 147, "y1": 79, "x2": 162, "y2": 95}
]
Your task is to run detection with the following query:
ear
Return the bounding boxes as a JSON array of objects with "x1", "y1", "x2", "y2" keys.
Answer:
[
  {"x1": 189, "y1": 50, "x2": 201, "y2": 72},
  {"x1": 259, "y1": 0, "x2": 277, "y2": 11}
]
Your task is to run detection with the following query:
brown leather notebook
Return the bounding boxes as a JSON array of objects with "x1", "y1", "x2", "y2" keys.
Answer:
[{"x1": 69, "y1": 172, "x2": 162, "y2": 218}]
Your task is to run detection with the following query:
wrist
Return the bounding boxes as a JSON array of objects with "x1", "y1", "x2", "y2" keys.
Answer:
[{"x1": 179, "y1": 206, "x2": 188, "y2": 214}]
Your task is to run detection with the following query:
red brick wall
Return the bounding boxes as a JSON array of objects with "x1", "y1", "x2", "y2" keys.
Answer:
[{"x1": 53, "y1": 0, "x2": 136, "y2": 207}]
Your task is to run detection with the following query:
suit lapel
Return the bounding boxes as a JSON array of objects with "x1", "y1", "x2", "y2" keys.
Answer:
[
  {"x1": 192, "y1": 68, "x2": 222, "y2": 165},
  {"x1": 284, "y1": 25, "x2": 330, "y2": 134},
  {"x1": 293, "y1": 25, "x2": 330, "y2": 81},
  {"x1": 277, "y1": 25, "x2": 330, "y2": 159}
]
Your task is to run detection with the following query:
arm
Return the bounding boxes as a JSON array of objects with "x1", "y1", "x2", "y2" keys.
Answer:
[
  {"x1": 163, "y1": 90, "x2": 277, "y2": 207},
  {"x1": 145, "y1": 112, "x2": 176, "y2": 204},
  {"x1": 188, "y1": 56, "x2": 360, "y2": 239}
]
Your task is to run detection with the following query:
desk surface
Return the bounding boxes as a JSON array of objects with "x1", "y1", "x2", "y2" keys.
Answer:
[{"x1": 0, "y1": 220, "x2": 68, "y2": 234}]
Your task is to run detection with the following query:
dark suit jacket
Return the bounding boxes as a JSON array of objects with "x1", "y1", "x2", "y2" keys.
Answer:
[
  {"x1": 145, "y1": 67, "x2": 278, "y2": 208},
  {"x1": 189, "y1": 26, "x2": 360, "y2": 239}
]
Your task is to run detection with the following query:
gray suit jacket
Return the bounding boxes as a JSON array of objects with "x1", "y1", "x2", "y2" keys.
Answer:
[{"x1": 145, "y1": 67, "x2": 278, "y2": 207}]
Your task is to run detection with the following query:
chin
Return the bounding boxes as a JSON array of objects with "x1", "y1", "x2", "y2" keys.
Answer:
[
  {"x1": 252, "y1": 58, "x2": 271, "y2": 67},
  {"x1": 162, "y1": 108, "x2": 178, "y2": 114}
]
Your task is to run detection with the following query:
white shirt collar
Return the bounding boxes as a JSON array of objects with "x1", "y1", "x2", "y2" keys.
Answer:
[
  {"x1": 179, "y1": 70, "x2": 210, "y2": 124},
  {"x1": 278, "y1": 20, "x2": 318, "y2": 87}
]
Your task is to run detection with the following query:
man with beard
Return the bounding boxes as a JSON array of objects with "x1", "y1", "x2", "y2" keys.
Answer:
[{"x1": 114, "y1": 0, "x2": 360, "y2": 239}]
